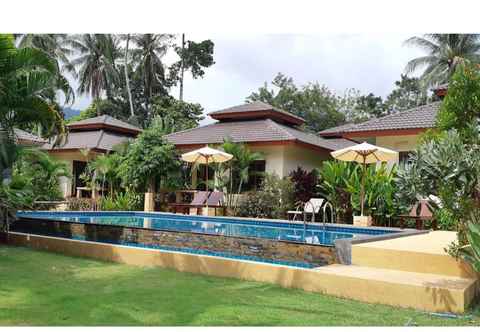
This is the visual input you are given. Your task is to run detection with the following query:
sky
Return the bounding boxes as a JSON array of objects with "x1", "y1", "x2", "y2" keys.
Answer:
[{"x1": 69, "y1": 33, "x2": 425, "y2": 125}]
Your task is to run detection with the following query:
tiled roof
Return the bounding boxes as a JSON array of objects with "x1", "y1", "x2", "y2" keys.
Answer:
[
  {"x1": 317, "y1": 123, "x2": 359, "y2": 136},
  {"x1": 13, "y1": 128, "x2": 46, "y2": 145},
  {"x1": 43, "y1": 130, "x2": 134, "y2": 152},
  {"x1": 318, "y1": 102, "x2": 440, "y2": 136},
  {"x1": 208, "y1": 101, "x2": 305, "y2": 125},
  {"x1": 68, "y1": 115, "x2": 142, "y2": 133},
  {"x1": 165, "y1": 119, "x2": 355, "y2": 151}
]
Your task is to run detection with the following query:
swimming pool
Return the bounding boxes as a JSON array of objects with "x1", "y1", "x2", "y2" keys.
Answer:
[
  {"x1": 16, "y1": 211, "x2": 397, "y2": 245},
  {"x1": 14, "y1": 211, "x2": 399, "y2": 268}
]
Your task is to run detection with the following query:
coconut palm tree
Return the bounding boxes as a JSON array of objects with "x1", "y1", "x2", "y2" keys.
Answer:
[
  {"x1": 404, "y1": 34, "x2": 480, "y2": 89},
  {"x1": 70, "y1": 34, "x2": 121, "y2": 100},
  {"x1": 0, "y1": 34, "x2": 68, "y2": 145},
  {"x1": 130, "y1": 34, "x2": 173, "y2": 112},
  {"x1": 16, "y1": 34, "x2": 76, "y2": 75}
]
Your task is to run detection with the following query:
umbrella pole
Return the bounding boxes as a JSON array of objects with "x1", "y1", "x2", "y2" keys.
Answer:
[{"x1": 361, "y1": 156, "x2": 366, "y2": 217}]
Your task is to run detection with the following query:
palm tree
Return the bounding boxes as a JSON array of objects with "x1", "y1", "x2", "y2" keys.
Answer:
[
  {"x1": 70, "y1": 34, "x2": 121, "y2": 101},
  {"x1": 215, "y1": 139, "x2": 263, "y2": 213},
  {"x1": 0, "y1": 34, "x2": 68, "y2": 146},
  {"x1": 404, "y1": 34, "x2": 480, "y2": 89},
  {"x1": 130, "y1": 34, "x2": 173, "y2": 112},
  {"x1": 16, "y1": 34, "x2": 76, "y2": 104},
  {"x1": 123, "y1": 34, "x2": 135, "y2": 119}
]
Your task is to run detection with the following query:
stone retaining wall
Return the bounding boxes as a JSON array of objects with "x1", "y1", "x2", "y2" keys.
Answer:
[{"x1": 12, "y1": 218, "x2": 337, "y2": 266}]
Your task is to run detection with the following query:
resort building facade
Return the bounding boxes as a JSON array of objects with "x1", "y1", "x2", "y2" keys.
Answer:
[
  {"x1": 165, "y1": 101, "x2": 356, "y2": 188},
  {"x1": 42, "y1": 115, "x2": 142, "y2": 198}
]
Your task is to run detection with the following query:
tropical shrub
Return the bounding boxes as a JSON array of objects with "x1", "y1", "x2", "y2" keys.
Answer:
[
  {"x1": 318, "y1": 161, "x2": 356, "y2": 223},
  {"x1": 237, "y1": 174, "x2": 294, "y2": 219},
  {"x1": 14, "y1": 149, "x2": 69, "y2": 200},
  {"x1": 118, "y1": 120, "x2": 181, "y2": 193},
  {"x1": 99, "y1": 191, "x2": 143, "y2": 211},
  {"x1": 436, "y1": 62, "x2": 480, "y2": 141},
  {"x1": 289, "y1": 167, "x2": 319, "y2": 203},
  {"x1": 460, "y1": 217, "x2": 480, "y2": 272},
  {"x1": 395, "y1": 129, "x2": 480, "y2": 254},
  {"x1": 0, "y1": 180, "x2": 34, "y2": 231},
  {"x1": 319, "y1": 161, "x2": 401, "y2": 225},
  {"x1": 347, "y1": 164, "x2": 399, "y2": 226}
]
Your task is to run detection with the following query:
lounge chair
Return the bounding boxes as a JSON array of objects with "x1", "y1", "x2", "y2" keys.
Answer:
[
  {"x1": 203, "y1": 191, "x2": 225, "y2": 216},
  {"x1": 287, "y1": 198, "x2": 325, "y2": 222},
  {"x1": 168, "y1": 191, "x2": 210, "y2": 214}
]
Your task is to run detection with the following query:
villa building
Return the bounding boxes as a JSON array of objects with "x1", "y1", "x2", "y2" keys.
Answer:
[
  {"x1": 164, "y1": 101, "x2": 356, "y2": 188},
  {"x1": 318, "y1": 86, "x2": 446, "y2": 164},
  {"x1": 318, "y1": 102, "x2": 440, "y2": 164},
  {"x1": 42, "y1": 115, "x2": 142, "y2": 198}
]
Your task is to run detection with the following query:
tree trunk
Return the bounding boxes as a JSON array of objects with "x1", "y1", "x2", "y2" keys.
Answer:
[
  {"x1": 124, "y1": 34, "x2": 135, "y2": 119},
  {"x1": 179, "y1": 33, "x2": 185, "y2": 101}
]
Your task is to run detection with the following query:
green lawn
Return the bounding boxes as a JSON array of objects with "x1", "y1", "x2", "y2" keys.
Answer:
[{"x1": 0, "y1": 245, "x2": 478, "y2": 326}]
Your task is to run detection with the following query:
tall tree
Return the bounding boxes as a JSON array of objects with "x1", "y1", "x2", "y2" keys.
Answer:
[
  {"x1": 247, "y1": 73, "x2": 345, "y2": 132},
  {"x1": 404, "y1": 34, "x2": 480, "y2": 89},
  {"x1": 123, "y1": 34, "x2": 135, "y2": 119},
  {"x1": 70, "y1": 34, "x2": 121, "y2": 101},
  {"x1": 384, "y1": 74, "x2": 428, "y2": 113},
  {"x1": 169, "y1": 36, "x2": 215, "y2": 100},
  {"x1": 130, "y1": 34, "x2": 173, "y2": 113},
  {"x1": 16, "y1": 34, "x2": 76, "y2": 106}
]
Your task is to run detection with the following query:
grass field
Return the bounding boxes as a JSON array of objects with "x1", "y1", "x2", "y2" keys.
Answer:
[{"x1": 0, "y1": 245, "x2": 478, "y2": 326}]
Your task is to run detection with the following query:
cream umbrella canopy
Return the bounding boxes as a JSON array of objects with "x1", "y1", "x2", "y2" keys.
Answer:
[
  {"x1": 330, "y1": 142, "x2": 398, "y2": 216},
  {"x1": 181, "y1": 146, "x2": 233, "y2": 210}
]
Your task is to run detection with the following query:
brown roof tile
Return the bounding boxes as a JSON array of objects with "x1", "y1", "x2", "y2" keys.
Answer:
[
  {"x1": 319, "y1": 102, "x2": 440, "y2": 136},
  {"x1": 165, "y1": 119, "x2": 355, "y2": 151},
  {"x1": 42, "y1": 130, "x2": 134, "y2": 152},
  {"x1": 13, "y1": 128, "x2": 46, "y2": 145},
  {"x1": 68, "y1": 115, "x2": 142, "y2": 134},
  {"x1": 208, "y1": 101, "x2": 305, "y2": 125}
]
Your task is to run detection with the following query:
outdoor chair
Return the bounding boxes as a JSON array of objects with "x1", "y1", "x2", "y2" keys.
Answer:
[
  {"x1": 287, "y1": 198, "x2": 324, "y2": 222},
  {"x1": 168, "y1": 191, "x2": 210, "y2": 214},
  {"x1": 287, "y1": 198, "x2": 335, "y2": 224},
  {"x1": 203, "y1": 191, "x2": 225, "y2": 216}
]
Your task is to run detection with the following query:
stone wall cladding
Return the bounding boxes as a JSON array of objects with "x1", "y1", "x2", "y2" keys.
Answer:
[{"x1": 12, "y1": 218, "x2": 337, "y2": 266}]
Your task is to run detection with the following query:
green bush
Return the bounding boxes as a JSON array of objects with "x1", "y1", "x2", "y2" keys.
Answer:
[
  {"x1": 459, "y1": 212, "x2": 480, "y2": 272},
  {"x1": 99, "y1": 191, "x2": 143, "y2": 211},
  {"x1": 237, "y1": 174, "x2": 294, "y2": 219}
]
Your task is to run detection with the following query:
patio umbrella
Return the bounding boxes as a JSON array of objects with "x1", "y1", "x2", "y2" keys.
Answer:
[
  {"x1": 330, "y1": 142, "x2": 398, "y2": 216},
  {"x1": 181, "y1": 146, "x2": 233, "y2": 210}
]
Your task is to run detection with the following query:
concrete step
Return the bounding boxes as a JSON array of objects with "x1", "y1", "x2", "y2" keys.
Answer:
[
  {"x1": 351, "y1": 231, "x2": 478, "y2": 278},
  {"x1": 313, "y1": 264, "x2": 478, "y2": 314}
]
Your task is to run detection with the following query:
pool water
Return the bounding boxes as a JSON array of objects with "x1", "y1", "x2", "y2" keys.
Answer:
[{"x1": 16, "y1": 211, "x2": 397, "y2": 246}]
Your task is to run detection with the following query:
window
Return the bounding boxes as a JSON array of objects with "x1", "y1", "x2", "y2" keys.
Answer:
[
  {"x1": 244, "y1": 160, "x2": 266, "y2": 191},
  {"x1": 398, "y1": 151, "x2": 412, "y2": 166}
]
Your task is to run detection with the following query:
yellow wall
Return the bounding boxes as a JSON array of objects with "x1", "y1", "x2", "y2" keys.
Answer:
[
  {"x1": 283, "y1": 144, "x2": 329, "y2": 176},
  {"x1": 351, "y1": 134, "x2": 422, "y2": 166}
]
